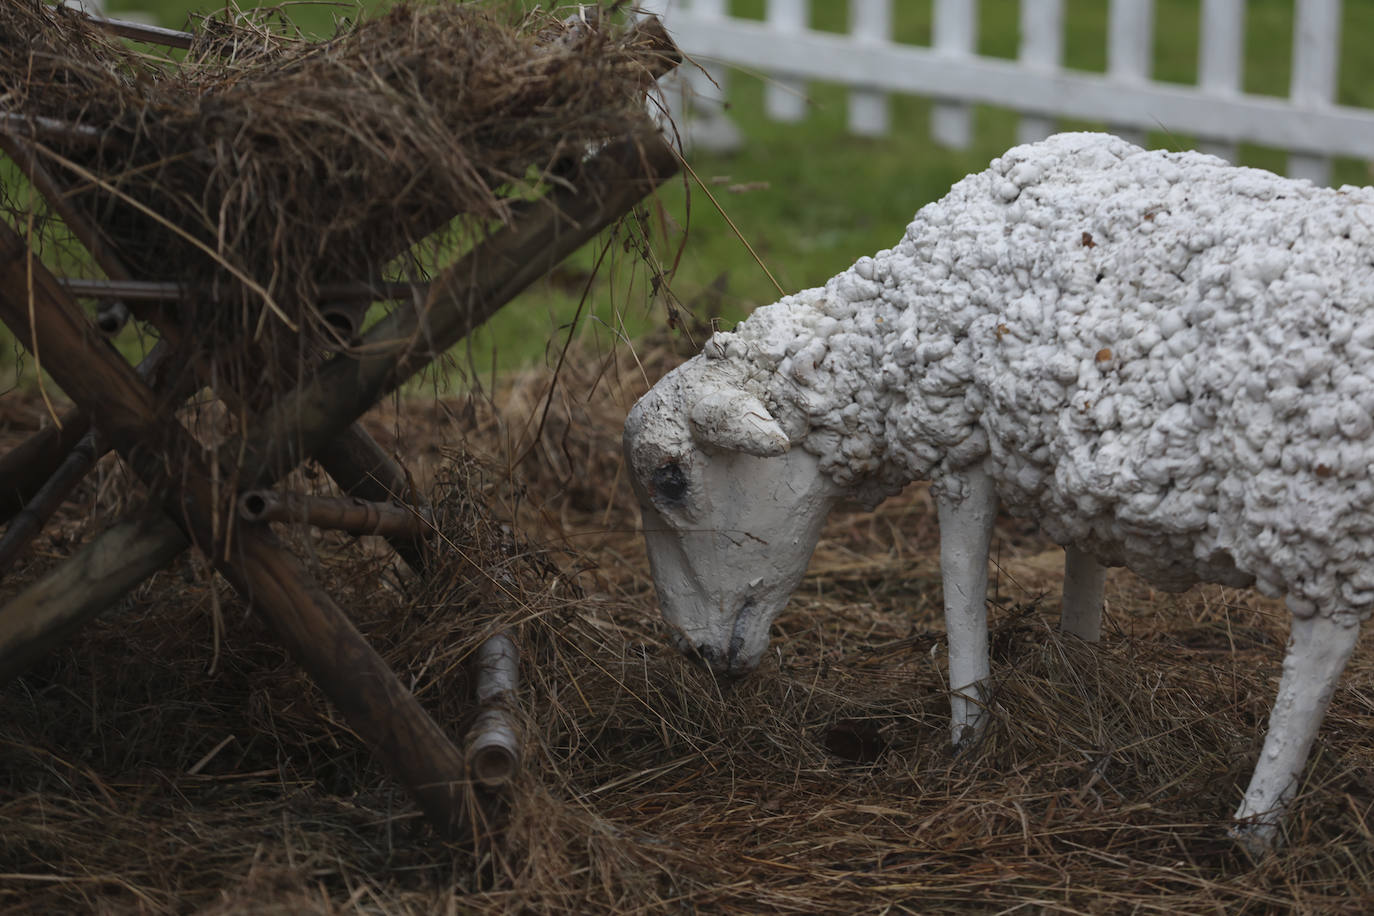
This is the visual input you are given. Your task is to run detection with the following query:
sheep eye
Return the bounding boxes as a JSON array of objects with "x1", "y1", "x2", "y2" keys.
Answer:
[{"x1": 651, "y1": 462, "x2": 688, "y2": 504}]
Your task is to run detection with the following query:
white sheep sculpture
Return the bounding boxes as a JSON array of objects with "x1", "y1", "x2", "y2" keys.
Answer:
[{"x1": 622, "y1": 133, "x2": 1372, "y2": 851}]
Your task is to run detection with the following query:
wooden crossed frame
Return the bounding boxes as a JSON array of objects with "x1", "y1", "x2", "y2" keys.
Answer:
[{"x1": 0, "y1": 14, "x2": 681, "y2": 840}]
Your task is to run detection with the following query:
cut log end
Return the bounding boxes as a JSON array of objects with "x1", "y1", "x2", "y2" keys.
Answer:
[
  {"x1": 466, "y1": 712, "x2": 520, "y2": 789},
  {"x1": 238, "y1": 489, "x2": 272, "y2": 522},
  {"x1": 95, "y1": 299, "x2": 130, "y2": 335}
]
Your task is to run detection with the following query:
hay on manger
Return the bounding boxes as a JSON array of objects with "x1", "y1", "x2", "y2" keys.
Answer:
[{"x1": 0, "y1": 0, "x2": 681, "y2": 842}]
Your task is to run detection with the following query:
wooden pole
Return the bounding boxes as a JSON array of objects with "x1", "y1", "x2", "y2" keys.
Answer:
[
  {"x1": 0, "y1": 130, "x2": 167, "y2": 526},
  {"x1": 0, "y1": 345, "x2": 166, "y2": 575},
  {"x1": 0, "y1": 113, "x2": 105, "y2": 149},
  {"x1": 0, "y1": 516, "x2": 188, "y2": 680},
  {"x1": 57, "y1": 278, "x2": 425, "y2": 306},
  {"x1": 92, "y1": 16, "x2": 195, "y2": 51},
  {"x1": 0, "y1": 427, "x2": 102, "y2": 576},
  {"x1": 0, "y1": 409, "x2": 89, "y2": 526},
  {"x1": 313, "y1": 426, "x2": 432, "y2": 572},
  {"x1": 0, "y1": 222, "x2": 477, "y2": 839},
  {"x1": 238, "y1": 489, "x2": 435, "y2": 540}
]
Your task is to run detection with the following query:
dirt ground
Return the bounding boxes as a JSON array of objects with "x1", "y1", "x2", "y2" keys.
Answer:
[{"x1": 1, "y1": 339, "x2": 1372, "y2": 913}]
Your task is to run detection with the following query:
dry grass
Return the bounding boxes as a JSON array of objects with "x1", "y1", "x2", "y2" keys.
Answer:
[
  {"x1": 1, "y1": 5, "x2": 1371, "y2": 909},
  {"x1": 2, "y1": 335, "x2": 1371, "y2": 913}
]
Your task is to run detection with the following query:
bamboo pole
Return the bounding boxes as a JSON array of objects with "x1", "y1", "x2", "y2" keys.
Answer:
[
  {"x1": 58, "y1": 278, "x2": 425, "y2": 306},
  {"x1": 92, "y1": 16, "x2": 195, "y2": 50},
  {"x1": 238, "y1": 489, "x2": 434, "y2": 540},
  {"x1": 0, "y1": 516, "x2": 187, "y2": 680},
  {"x1": 0, "y1": 113, "x2": 105, "y2": 148},
  {"x1": 0, "y1": 222, "x2": 477, "y2": 839},
  {"x1": 0, "y1": 130, "x2": 165, "y2": 525},
  {"x1": 313, "y1": 426, "x2": 432, "y2": 573},
  {"x1": 0, "y1": 134, "x2": 142, "y2": 298},
  {"x1": 0, "y1": 410, "x2": 89, "y2": 526},
  {"x1": 465, "y1": 632, "x2": 521, "y2": 788},
  {"x1": 0, "y1": 345, "x2": 167, "y2": 576},
  {"x1": 95, "y1": 299, "x2": 130, "y2": 335},
  {"x1": 0, "y1": 428, "x2": 100, "y2": 575}
]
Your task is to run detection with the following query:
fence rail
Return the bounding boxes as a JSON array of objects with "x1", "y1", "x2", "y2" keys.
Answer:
[{"x1": 642, "y1": 0, "x2": 1366, "y2": 185}]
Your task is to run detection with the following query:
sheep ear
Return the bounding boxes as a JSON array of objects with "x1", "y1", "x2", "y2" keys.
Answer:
[{"x1": 688, "y1": 389, "x2": 790, "y2": 457}]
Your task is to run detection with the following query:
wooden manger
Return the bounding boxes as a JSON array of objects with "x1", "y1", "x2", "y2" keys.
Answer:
[{"x1": 0, "y1": 3, "x2": 681, "y2": 841}]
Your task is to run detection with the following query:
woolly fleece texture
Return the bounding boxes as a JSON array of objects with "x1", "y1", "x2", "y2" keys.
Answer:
[{"x1": 696, "y1": 132, "x2": 1374, "y2": 624}]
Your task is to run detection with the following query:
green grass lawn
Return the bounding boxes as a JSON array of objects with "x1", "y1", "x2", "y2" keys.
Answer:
[{"x1": 15, "y1": 0, "x2": 1374, "y2": 389}]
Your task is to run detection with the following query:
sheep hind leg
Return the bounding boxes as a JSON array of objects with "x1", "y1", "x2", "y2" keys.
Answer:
[
  {"x1": 935, "y1": 465, "x2": 999, "y2": 749},
  {"x1": 1231, "y1": 609, "x2": 1362, "y2": 854},
  {"x1": 1060, "y1": 546, "x2": 1105, "y2": 642}
]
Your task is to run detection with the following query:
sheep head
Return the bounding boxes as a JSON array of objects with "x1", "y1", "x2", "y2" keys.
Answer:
[{"x1": 623, "y1": 359, "x2": 843, "y2": 677}]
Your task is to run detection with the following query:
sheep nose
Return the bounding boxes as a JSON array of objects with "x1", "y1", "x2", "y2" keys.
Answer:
[
  {"x1": 686, "y1": 642, "x2": 750, "y2": 680},
  {"x1": 685, "y1": 641, "x2": 724, "y2": 671}
]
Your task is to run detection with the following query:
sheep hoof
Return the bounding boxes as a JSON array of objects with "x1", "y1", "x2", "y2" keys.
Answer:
[
  {"x1": 1228, "y1": 819, "x2": 1279, "y2": 859},
  {"x1": 949, "y1": 720, "x2": 988, "y2": 757}
]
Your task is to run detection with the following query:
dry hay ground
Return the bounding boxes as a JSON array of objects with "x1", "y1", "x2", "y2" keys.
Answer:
[{"x1": 1, "y1": 337, "x2": 1373, "y2": 914}]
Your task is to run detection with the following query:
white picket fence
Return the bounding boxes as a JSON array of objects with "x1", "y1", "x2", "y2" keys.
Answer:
[{"x1": 640, "y1": 0, "x2": 1371, "y2": 185}]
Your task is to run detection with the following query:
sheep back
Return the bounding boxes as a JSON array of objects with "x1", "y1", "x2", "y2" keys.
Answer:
[{"x1": 708, "y1": 133, "x2": 1374, "y2": 619}]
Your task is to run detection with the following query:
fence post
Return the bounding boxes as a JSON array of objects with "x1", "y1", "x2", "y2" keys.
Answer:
[
  {"x1": 931, "y1": 0, "x2": 977, "y2": 149},
  {"x1": 687, "y1": 0, "x2": 743, "y2": 151},
  {"x1": 1108, "y1": 0, "x2": 1155, "y2": 147},
  {"x1": 1017, "y1": 0, "x2": 1065, "y2": 145},
  {"x1": 849, "y1": 0, "x2": 893, "y2": 136},
  {"x1": 765, "y1": 0, "x2": 809, "y2": 122},
  {"x1": 1289, "y1": 0, "x2": 1341, "y2": 184},
  {"x1": 1198, "y1": 0, "x2": 1244, "y2": 163},
  {"x1": 648, "y1": 0, "x2": 743, "y2": 152}
]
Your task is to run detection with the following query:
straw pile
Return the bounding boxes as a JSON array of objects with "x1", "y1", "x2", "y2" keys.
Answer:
[
  {"x1": 0, "y1": 0, "x2": 664, "y2": 379},
  {"x1": 1, "y1": 335, "x2": 1371, "y2": 913}
]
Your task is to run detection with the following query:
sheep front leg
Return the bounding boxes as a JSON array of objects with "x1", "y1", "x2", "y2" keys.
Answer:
[
  {"x1": 1231, "y1": 609, "x2": 1362, "y2": 853},
  {"x1": 1060, "y1": 546, "x2": 1105, "y2": 642},
  {"x1": 935, "y1": 466, "x2": 999, "y2": 748}
]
